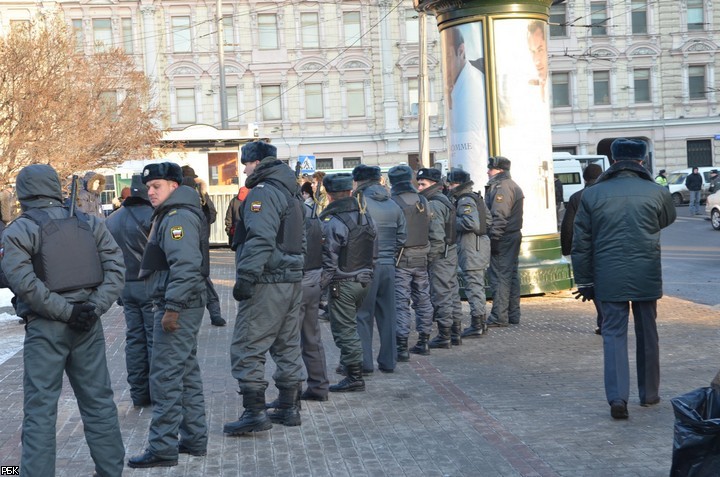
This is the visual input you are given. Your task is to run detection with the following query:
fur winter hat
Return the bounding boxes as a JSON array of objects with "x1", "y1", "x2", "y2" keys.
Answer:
[
  {"x1": 388, "y1": 165, "x2": 413, "y2": 186},
  {"x1": 447, "y1": 168, "x2": 471, "y2": 184},
  {"x1": 610, "y1": 138, "x2": 647, "y2": 162},
  {"x1": 352, "y1": 165, "x2": 381, "y2": 182},
  {"x1": 142, "y1": 162, "x2": 183, "y2": 185},
  {"x1": 323, "y1": 173, "x2": 354, "y2": 193},
  {"x1": 488, "y1": 156, "x2": 511, "y2": 171},
  {"x1": 416, "y1": 168, "x2": 442, "y2": 183},
  {"x1": 241, "y1": 141, "x2": 277, "y2": 164},
  {"x1": 182, "y1": 165, "x2": 198, "y2": 178}
]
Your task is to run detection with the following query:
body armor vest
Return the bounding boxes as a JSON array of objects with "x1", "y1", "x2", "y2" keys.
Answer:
[
  {"x1": 458, "y1": 192, "x2": 488, "y2": 236},
  {"x1": 429, "y1": 194, "x2": 457, "y2": 245},
  {"x1": 392, "y1": 194, "x2": 430, "y2": 248},
  {"x1": 22, "y1": 208, "x2": 104, "y2": 293},
  {"x1": 304, "y1": 204, "x2": 323, "y2": 271},
  {"x1": 335, "y1": 211, "x2": 375, "y2": 272}
]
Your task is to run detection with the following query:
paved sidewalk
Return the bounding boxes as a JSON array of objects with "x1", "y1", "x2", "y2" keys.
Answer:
[{"x1": 0, "y1": 248, "x2": 718, "y2": 476}]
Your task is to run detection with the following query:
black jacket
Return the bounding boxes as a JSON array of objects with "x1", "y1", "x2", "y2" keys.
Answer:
[{"x1": 685, "y1": 172, "x2": 703, "y2": 191}]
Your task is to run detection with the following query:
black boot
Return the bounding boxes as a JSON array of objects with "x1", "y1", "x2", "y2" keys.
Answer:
[
  {"x1": 428, "y1": 326, "x2": 452, "y2": 349},
  {"x1": 396, "y1": 336, "x2": 410, "y2": 362},
  {"x1": 223, "y1": 390, "x2": 273, "y2": 435},
  {"x1": 410, "y1": 333, "x2": 430, "y2": 355},
  {"x1": 461, "y1": 315, "x2": 487, "y2": 338},
  {"x1": 329, "y1": 363, "x2": 365, "y2": 392},
  {"x1": 266, "y1": 383, "x2": 302, "y2": 410},
  {"x1": 267, "y1": 386, "x2": 302, "y2": 427},
  {"x1": 451, "y1": 321, "x2": 463, "y2": 346}
]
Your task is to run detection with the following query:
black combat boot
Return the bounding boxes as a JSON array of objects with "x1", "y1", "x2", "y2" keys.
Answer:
[
  {"x1": 396, "y1": 336, "x2": 410, "y2": 362},
  {"x1": 329, "y1": 363, "x2": 365, "y2": 392},
  {"x1": 223, "y1": 390, "x2": 273, "y2": 435},
  {"x1": 428, "y1": 326, "x2": 452, "y2": 349},
  {"x1": 451, "y1": 321, "x2": 463, "y2": 346},
  {"x1": 266, "y1": 383, "x2": 302, "y2": 410},
  {"x1": 461, "y1": 315, "x2": 487, "y2": 338},
  {"x1": 267, "y1": 386, "x2": 302, "y2": 427},
  {"x1": 410, "y1": 333, "x2": 431, "y2": 355}
]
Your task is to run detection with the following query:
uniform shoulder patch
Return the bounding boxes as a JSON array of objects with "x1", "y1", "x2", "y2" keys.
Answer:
[
  {"x1": 170, "y1": 226, "x2": 184, "y2": 240},
  {"x1": 462, "y1": 204, "x2": 473, "y2": 214},
  {"x1": 168, "y1": 209, "x2": 178, "y2": 216},
  {"x1": 495, "y1": 194, "x2": 504, "y2": 203},
  {"x1": 250, "y1": 201, "x2": 262, "y2": 213}
]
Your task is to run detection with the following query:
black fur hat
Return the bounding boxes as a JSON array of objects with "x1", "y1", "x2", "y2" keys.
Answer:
[
  {"x1": 323, "y1": 173, "x2": 354, "y2": 192},
  {"x1": 241, "y1": 141, "x2": 277, "y2": 164},
  {"x1": 181, "y1": 165, "x2": 197, "y2": 178},
  {"x1": 416, "y1": 168, "x2": 442, "y2": 183},
  {"x1": 388, "y1": 165, "x2": 413, "y2": 185},
  {"x1": 610, "y1": 138, "x2": 647, "y2": 162},
  {"x1": 352, "y1": 164, "x2": 381, "y2": 182},
  {"x1": 488, "y1": 156, "x2": 511, "y2": 171},
  {"x1": 142, "y1": 162, "x2": 183, "y2": 185},
  {"x1": 447, "y1": 168, "x2": 471, "y2": 184}
]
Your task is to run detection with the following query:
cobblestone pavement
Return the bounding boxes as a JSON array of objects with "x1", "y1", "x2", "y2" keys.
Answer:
[{"x1": 0, "y1": 249, "x2": 718, "y2": 476}]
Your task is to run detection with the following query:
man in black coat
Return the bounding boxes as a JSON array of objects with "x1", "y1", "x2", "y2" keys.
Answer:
[{"x1": 684, "y1": 167, "x2": 703, "y2": 216}]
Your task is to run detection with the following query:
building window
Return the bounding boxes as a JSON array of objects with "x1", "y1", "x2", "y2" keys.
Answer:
[
  {"x1": 634, "y1": 68, "x2": 651, "y2": 103},
  {"x1": 408, "y1": 77, "x2": 419, "y2": 115},
  {"x1": 631, "y1": 1, "x2": 647, "y2": 34},
  {"x1": 687, "y1": 0, "x2": 704, "y2": 31},
  {"x1": 343, "y1": 11, "x2": 361, "y2": 47},
  {"x1": 226, "y1": 86, "x2": 238, "y2": 122},
  {"x1": 343, "y1": 157, "x2": 361, "y2": 168},
  {"x1": 405, "y1": 10, "x2": 418, "y2": 43},
  {"x1": 316, "y1": 158, "x2": 333, "y2": 170},
  {"x1": 222, "y1": 16, "x2": 234, "y2": 51},
  {"x1": 549, "y1": 3, "x2": 567, "y2": 37},
  {"x1": 593, "y1": 71, "x2": 610, "y2": 105},
  {"x1": 305, "y1": 83, "x2": 323, "y2": 119},
  {"x1": 687, "y1": 139, "x2": 712, "y2": 167},
  {"x1": 172, "y1": 16, "x2": 192, "y2": 53},
  {"x1": 176, "y1": 88, "x2": 196, "y2": 124},
  {"x1": 346, "y1": 82, "x2": 365, "y2": 117},
  {"x1": 301, "y1": 12, "x2": 319, "y2": 48},
  {"x1": 92, "y1": 18, "x2": 112, "y2": 53},
  {"x1": 121, "y1": 18, "x2": 133, "y2": 53},
  {"x1": 258, "y1": 14, "x2": 278, "y2": 50},
  {"x1": 551, "y1": 72, "x2": 570, "y2": 107},
  {"x1": 72, "y1": 19, "x2": 84, "y2": 52},
  {"x1": 688, "y1": 65, "x2": 706, "y2": 100},
  {"x1": 591, "y1": 2, "x2": 607, "y2": 36},
  {"x1": 261, "y1": 85, "x2": 282, "y2": 120}
]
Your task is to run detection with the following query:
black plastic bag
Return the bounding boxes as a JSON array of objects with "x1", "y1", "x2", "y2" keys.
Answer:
[{"x1": 670, "y1": 387, "x2": 720, "y2": 476}]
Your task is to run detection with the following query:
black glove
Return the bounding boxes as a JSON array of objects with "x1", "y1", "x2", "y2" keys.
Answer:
[
  {"x1": 233, "y1": 278, "x2": 255, "y2": 301},
  {"x1": 68, "y1": 303, "x2": 98, "y2": 332},
  {"x1": 573, "y1": 286, "x2": 595, "y2": 302},
  {"x1": 356, "y1": 271, "x2": 373, "y2": 288},
  {"x1": 491, "y1": 239, "x2": 501, "y2": 255}
]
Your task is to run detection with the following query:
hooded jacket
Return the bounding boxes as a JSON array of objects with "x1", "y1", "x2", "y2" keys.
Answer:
[
  {"x1": 447, "y1": 181, "x2": 492, "y2": 271},
  {"x1": 235, "y1": 158, "x2": 305, "y2": 284},
  {"x1": 1, "y1": 164, "x2": 124, "y2": 322},
  {"x1": 353, "y1": 181, "x2": 406, "y2": 265},
  {"x1": 105, "y1": 196, "x2": 153, "y2": 282},
  {"x1": 420, "y1": 181, "x2": 456, "y2": 260},
  {"x1": 572, "y1": 160, "x2": 676, "y2": 301},
  {"x1": 76, "y1": 171, "x2": 106, "y2": 219}
]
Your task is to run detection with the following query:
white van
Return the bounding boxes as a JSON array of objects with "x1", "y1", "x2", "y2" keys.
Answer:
[{"x1": 553, "y1": 152, "x2": 611, "y2": 203}]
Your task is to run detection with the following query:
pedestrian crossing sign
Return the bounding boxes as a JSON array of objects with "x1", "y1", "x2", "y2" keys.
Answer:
[{"x1": 299, "y1": 155, "x2": 316, "y2": 174}]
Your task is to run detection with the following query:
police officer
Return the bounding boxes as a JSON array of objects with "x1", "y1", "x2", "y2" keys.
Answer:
[
  {"x1": 446, "y1": 168, "x2": 492, "y2": 338},
  {"x1": 485, "y1": 156, "x2": 524, "y2": 327},
  {"x1": 224, "y1": 141, "x2": 306, "y2": 435},
  {"x1": 106, "y1": 174, "x2": 154, "y2": 407},
  {"x1": 1, "y1": 164, "x2": 125, "y2": 476},
  {"x1": 388, "y1": 165, "x2": 433, "y2": 358},
  {"x1": 352, "y1": 165, "x2": 406, "y2": 373},
  {"x1": 417, "y1": 168, "x2": 462, "y2": 349},
  {"x1": 128, "y1": 162, "x2": 208, "y2": 468},
  {"x1": 320, "y1": 173, "x2": 375, "y2": 391}
]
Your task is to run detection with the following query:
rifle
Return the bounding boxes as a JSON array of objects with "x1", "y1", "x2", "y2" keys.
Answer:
[{"x1": 68, "y1": 175, "x2": 79, "y2": 217}]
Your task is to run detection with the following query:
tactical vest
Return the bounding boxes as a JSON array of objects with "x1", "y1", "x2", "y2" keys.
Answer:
[
  {"x1": 140, "y1": 205, "x2": 210, "y2": 278},
  {"x1": 458, "y1": 192, "x2": 488, "y2": 236},
  {"x1": 334, "y1": 211, "x2": 376, "y2": 272},
  {"x1": 392, "y1": 193, "x2": 430, "y2": 248},
  {"x1": 21, "y1": 208, "x2": 104, "y2": 293},
  {"x1": 429, "y1": 194, "x2": 457, "y2": 245},
  {"x1": 304, "y1": 203, "x2": 323, "y2": 271},
  {"x1": 231, "y1": 181, "x2": 304, "y2": 256}
]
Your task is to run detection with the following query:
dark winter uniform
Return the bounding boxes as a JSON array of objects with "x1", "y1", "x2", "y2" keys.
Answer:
[
  {"x1": 105, "y1": 175, "x2": 154, "y2": 407},
  {"x1": 1, "y1": 164, "x2": 125, "y2": 477}
]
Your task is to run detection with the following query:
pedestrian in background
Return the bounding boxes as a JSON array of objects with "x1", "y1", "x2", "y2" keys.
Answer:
[
  {"x1": 654, "y1": 169, "x2": 668, "y2": 188},
  {"x1": 76, "y1": 171, "x2": 106, "y2": 218},
  {"x1": 685, "y1": 167, "x2": 703, "y2": 216},
  {"x1": 708, "y1": 169, "x2": 720, "y2": 194},
  {"x1": 572, "y1": 138, "x2": 676, "y2": 420},
  {"x1": 2, "y1": 164, "x2": 125, "y2": 476},
  {"x1": 225, "y1": 185, "x2": 249, "y2": 246},
  {"x1": 128, "y1": 162, "x2": 208, "y2": 468}
]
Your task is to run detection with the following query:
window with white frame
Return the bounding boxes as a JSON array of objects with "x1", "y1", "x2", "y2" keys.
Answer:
[
  {"x1": 631, "y1": 1, "x2": 647, "y2": 34},
  {"x1": 405, "y1": 10, "x2": 418, "y2": 43},
  {"x1": 593, "y1": 71, "x2": 610, "y2": 105},
  {"x1": 72, "y1": 19, "x2": 84, "y2": 52},
  {"x1": 591, "y1": 2, "x2": 607, "y2": 36},
  {"x1": 92, "y1": 18, "x2": 112, "y2": 52},
  {"x1": 346, "y1": 82, "x2": 365, "y2": 117},
  {"x1": 687, "y1": 0, "x2": 705, "y2": 31},
  {"x1": 172, "y1": 16, "x2": 192, "y2": 53},
  {"x1": 258, "y1": 14, "x2": 278, "y2": 50},
  {"x1": 261, "y1": 85, "x2": 282, "y2": 120},
  {"x1": 551, "y1": 72, "x2": 570, "y2": 107},
  {"x1": 226, "y1": 86, "x2": 238, "y2": 122},
  {"x1": 301, "y1": 13, "x2": 319, "y2": 48},
  {"x1": 549, "y1": 3, "x2": 567, "y2": 37},
  {"x1": 343, "y1": 11, "x2": 361, "y2": 47},
  {"x1": 121, "y1": 18, "x2": 133, "y2": 53},
  {"x1": 408, "y1": 77, "x2": 419, "y2": 115},
  {"x1": 688, "y1": 65, "x2": 706, "y2": 99},
  {"x1": 176, "y1": 88, "x2": 196, "y2": 124},
  {"x1": 634, "y1": 68, "x2": 651, "y2": 103},
  {"x1": 222, "y1": 16, "x2": 234, "y2": 51},
  {"x1": 305, "y1": 83, "x2": 324, "y2": 119}
]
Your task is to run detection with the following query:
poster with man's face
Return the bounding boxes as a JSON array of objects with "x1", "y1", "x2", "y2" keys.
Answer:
[{"x1": 441, "y1": 22, "x2": 488, "y2": 186}]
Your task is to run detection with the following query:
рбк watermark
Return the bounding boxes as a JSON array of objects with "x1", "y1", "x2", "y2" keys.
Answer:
[{"x1": 0, "y1": 466, "x2": 19, "y2": 475}]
